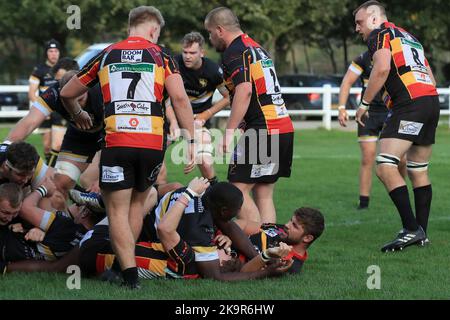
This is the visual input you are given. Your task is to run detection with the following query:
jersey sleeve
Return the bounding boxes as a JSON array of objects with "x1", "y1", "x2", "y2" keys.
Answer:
[
  {"x1": 29, "y1": 66, "x2": 41, "y2": 85},
  {"x1": 367, "y1": 28, "x2": 391, "y2": 56},
  {"x1": 77, "y1": 51, "x2": 105, "y2": 88},
  {"x1": 162, "y1": 51, "x2": 179, "y2": 80},
  {"x1": 349, "y1": 54, "x2": 364, "y2": 76},
  {"x1": 224, "y1": 48, "x2": 252, "y2": 87},
  {"x1": 32, "y1": 86, "x2": 58, "y2": 117},
  {"x1": 31, "y1": 157, "x2": 49, "y2": 189}
]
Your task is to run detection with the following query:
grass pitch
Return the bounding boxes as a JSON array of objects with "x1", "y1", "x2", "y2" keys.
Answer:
[{"x1": 1, "y1": 125, "x2": 449, "y2": 300}]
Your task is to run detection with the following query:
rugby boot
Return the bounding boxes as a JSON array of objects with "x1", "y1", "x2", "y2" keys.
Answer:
[
  {"x1": 381, "y1": 226, "x2": 427, "y2": 252},
  {"x1": 69, "y1": 190, "x2": 105, "y2": 212}
]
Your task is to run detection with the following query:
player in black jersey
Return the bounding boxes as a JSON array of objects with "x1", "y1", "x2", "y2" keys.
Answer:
[
  {"x1": 0, "y1": 182, "x2": 100, "y2": 275},
  {"x1": 6, "y1": 63, "x2": 104, "y2": 198},
  {"x1": 167, "y1": 32, "x2": 229, "y2": 184},
  {"x1": 338, "y1": 51, "x2": 402, "y2": 209},
  {"x1": 28, "y1": 39, "x2": 63, "y2": 164},
  {"x1": 79, "y1": 179, "x2": 291, "y2": 281},
  {"x1": 0, "y1": 142, "x2": 49, "y2": 193}
]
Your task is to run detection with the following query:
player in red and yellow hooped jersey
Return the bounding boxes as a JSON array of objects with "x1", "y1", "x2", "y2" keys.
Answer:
[
  {"x1": 61, "y1": 6, "x2": 196, "y2": 289},
  {"x1": 354, "y1": 1, "x2": 438, "y2": 252},
  {"x1": 204, "y1": 7, "x2": 294, "y2": 224}
]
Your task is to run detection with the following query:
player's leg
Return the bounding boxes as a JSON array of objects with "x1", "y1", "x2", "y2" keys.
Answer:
[
  {"x1": 376, "y1": 138, "x2": 426, "y2": 251},
  {"x1": 54, "y1": 159, "x2": 88, "y2": 198},
  {"x1": 252, "y1": 183, "x2": 276, "y2": 223},
  {"x1": 129, "y1": 188, "x2": 153, "y2": 241},
  {"x1": 406, "y1": 145, "x2": 433, "y2": 234},
  {"x1": 232, "y1": 182, "x2": 260, "y2": 222},
  {"x1": 196, "y1": 127, "x2": 217, "y2": 183},
  {"x1": 102, "y1": 188, "x2": 135, "y2": 279},
  {"x1": 358, "y1": 139, "x2": 377, "y2": 209},
  {"x1": 79, "y1": 151, "x2": 101, "y2": 192}
]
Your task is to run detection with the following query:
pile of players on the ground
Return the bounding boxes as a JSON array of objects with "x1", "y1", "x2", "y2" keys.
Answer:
[{"x1": 0, "y1": 141, "x2": 324, "y2": 282}]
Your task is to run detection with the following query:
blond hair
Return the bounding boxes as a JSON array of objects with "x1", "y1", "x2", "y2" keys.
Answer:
[{"x1": 129, "y1": 6, "x2": 165, "y2": 29}]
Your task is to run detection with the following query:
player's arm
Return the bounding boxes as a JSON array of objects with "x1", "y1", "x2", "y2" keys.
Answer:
[
  {"x1": 338, "y1": 66, "x2": 360, "y2": 127},
  {"x1": 227, "y1": 82, "x2": 251, "y2": 131},
  {"x1": 60, "y1": 76, "x2": 92, "y2": 130},
  {"x1": 233, "y1": 218, "x2": 262, "y2": 236},
  {"x1": 196, "y1": 257, "x2": 289, "y2": 281},
  {"x1": 165, "y1": 74, "x2": 196, "y2": 174},
  {"x1": 164, "y1": 100, "x2": 180, "y2": 141},
  {"x1": 20, "y1": 177, "x2": 56, "y2": 230},
  {"x1": 4, "y1": 247, "x2": 80, "y2": 274},
  {"x1": 28, "y1": 73, "x2": 40, "y2": 102},
  {"x1": 157, "y1": 178, "x2": 210, "y2": 251},
  {"x1": 6, "y1": 107, "x2": 47, "y2": 142},
  {"x1": 165, "y1": 74, "x2": 195, "y2": 140},
  {"x1": 215, "y1": 219, "x2": 258, "y2": 260},
  {"x1": 240, "y1": 242, "x2": 292, "y2": 273},
  {"x1": 197, "y1": 87, "x2": 230, "y2": 123},
  {"x1": 426, "y1": 63, "x2": 437, "y2": 87},
  {"x1": 362, "y1": 49, "x2": 391, "y2": 104}
]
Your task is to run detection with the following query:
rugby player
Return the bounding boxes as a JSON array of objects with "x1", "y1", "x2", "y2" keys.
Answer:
[
  {"x1": 204, "y1": 7, "x2": 294, "y2": 223},
  {"x1": 353, "y1": 1, "x2": 439, "y2": 251},
  {"x1": 61, "y1": 6, "x2": 196, "y2": 288},
  {"x1": 28, "y1": 39, "x2": 64, "y2": 164}
]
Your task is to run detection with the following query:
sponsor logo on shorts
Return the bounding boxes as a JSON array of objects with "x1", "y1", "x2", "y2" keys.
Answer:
[
  {"x1": 114, "y1": 101, "x2": 151, "y2": 115},
  {"x1": 101, "y1": 166, "x2": 124, "y2": 183},
  {"x1": 115, "y1": 116, "x2": 151, "y2": 132},
  {"x1": 250, "y1": 163, "x2": 277, "y2": 178},
  {"x1": 398, "y1": 120, "x2": 423, "y2": 136},
  {"x1": 121, "y1": 50, "x2": 143, "y2": 63}
]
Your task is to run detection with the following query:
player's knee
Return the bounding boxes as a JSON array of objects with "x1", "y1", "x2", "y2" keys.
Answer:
[
  {"x1": 406, "y1": 161, "x2": 429, "y2": 173},
  {"x1": 375, "y1": 153, "x2": 400, "y2": 178},
  {"x1": 55, "y1": 161, "x2": 82, "y2": 183}
]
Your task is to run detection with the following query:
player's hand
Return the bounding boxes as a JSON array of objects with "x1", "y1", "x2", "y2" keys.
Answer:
[
  {"x1": 24, "y1": 228, "x2": 45, "y2": 242},
  {"x1": 266, "y1": 242, "x2": 292, "y2": 259},
  {"x1": 73, "y1": 110, "x2": 93, "y2": 131},
  {"x1": 168, "y1": 121, "x2": 180, "y2": 142},
  {"x1": 184, "y1": 142, "x2": 196, "y2": 174},
  {"x1": 265, "y1": 259, "x2": 293, "y2": 276},
  {"x1": 187, "y1": 177, "x2": 210, "y2": 195},
  {"x1": 220, "y1": 129, "x2": 234, "y2": 154},
  {"x1": 356, "y1": 107, "x2": 368, "y2": 127},
  {"x1": 196, "y1": 111, "x2": 210, "y2": 123},
  {"x1": 338, "y1": 109, "x2": 349, "y2": 127},
  {"x1": 194, "y1": 119, "x2": 205, "y2": 128},
  {"x1": 9, "y1": 223, "x2": 24, "y2": 233},
  {"x1": 214, "y1": 234, "x2": 232, "y2": 254}
]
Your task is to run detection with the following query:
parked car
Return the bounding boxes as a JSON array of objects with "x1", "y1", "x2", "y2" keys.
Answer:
[
  {"x1": 0, "y1": 92, "x2": 20, "y2": 112},
  {"x1": 278, "y1": 74, "x2": 360, "y2": 110},
  {"x1": 75, "y1": 43, "x2": 112, "y2": 69}
]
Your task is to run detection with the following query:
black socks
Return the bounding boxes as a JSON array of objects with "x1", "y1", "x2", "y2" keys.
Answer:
[{"x1": 389, "y1": 185, "x2": 419, "y2": 231}]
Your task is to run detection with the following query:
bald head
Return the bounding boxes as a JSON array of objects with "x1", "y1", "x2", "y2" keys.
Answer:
[{"x1": 205, "y1": 7, "x2": 240, "y2": 31}]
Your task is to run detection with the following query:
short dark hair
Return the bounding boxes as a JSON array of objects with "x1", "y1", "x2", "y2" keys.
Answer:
[
  {"x1": 60, "y1": 70, "x2": 78, "y2": 88},
  {"x1": 353, "y1": 0, "x2": 386, "y2": 16},
  {"x1": 203, "y1": 182, "x2": 243, "y2": 219},
  {"x1": 0, "y1": 183, "x2": 24, "y2": 208},
  {"x1": 205, "y1": 7, "x2": 241, "y2": 31},
  {"x1": 6, "y1": 142, "x2": 39, "y2": 173},
  {"x1": 52, "y1": 57, "x2": 79, "y2": 74},
  {"x1": 294, "y1": 207, "x2": 325, "y2": 245},
  {"x1": 182, "y1": 32, "x2": 205, "y2": 48}
]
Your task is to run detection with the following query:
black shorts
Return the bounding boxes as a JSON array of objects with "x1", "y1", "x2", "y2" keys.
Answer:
[
  {"x1": 380, "y1": 96, "x2": 440, "y2": 145},
  {"x1": 357, "y1": 110, "x2": 388, "y2": 141},
  {"x1": 99, "y1": 147, "x2": 164, "y2": 192},
  {"x1": 79, "y1": 225, "x2": 198, "y2": 279},
  {"x1": 58, "y1": 126, "x2": 102, "y2": 164},
  {"x1": 39, "y1": 112, "x2": 66, "y2": 130},
  {"x1": 227, "y1": 130, "x2": 294, "y2": 184}
]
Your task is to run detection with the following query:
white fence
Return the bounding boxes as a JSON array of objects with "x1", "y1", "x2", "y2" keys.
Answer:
[{"x1": 1, "y1": 84, "x2": 450, "y2": 130}]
